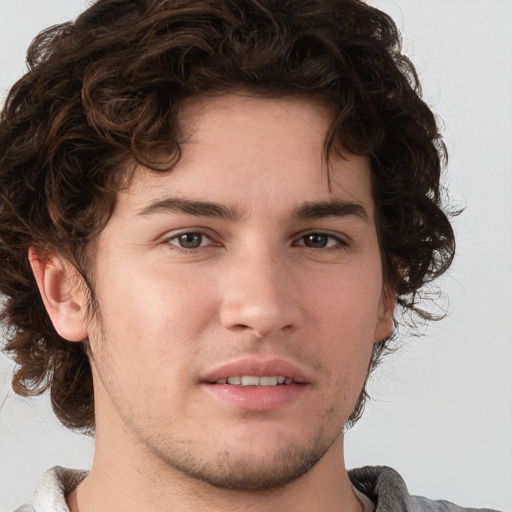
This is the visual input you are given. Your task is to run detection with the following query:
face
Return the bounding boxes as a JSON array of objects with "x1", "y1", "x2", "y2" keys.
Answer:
[{"x1": 83, "y1": 94, "x2": 393, "y2": 490}]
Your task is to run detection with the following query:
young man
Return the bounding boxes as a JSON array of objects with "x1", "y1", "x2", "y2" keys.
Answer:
[{"x1": 0, "y1": 0, "x2": 499, "y2": 511}]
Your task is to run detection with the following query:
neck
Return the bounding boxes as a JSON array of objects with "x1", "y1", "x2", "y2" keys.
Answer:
[{"x1": 72, "y1": 430, "x2": 362, "y2": 512}]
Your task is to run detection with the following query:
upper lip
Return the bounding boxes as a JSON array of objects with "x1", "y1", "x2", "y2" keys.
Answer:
[{"x1": 201, "y1": 358, "x2": 309, "y2": 384}]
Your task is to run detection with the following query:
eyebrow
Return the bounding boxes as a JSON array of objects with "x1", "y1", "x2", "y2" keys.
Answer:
[
  {"x1": 137, "y1": 197, "x2": 369, "y2": 223},
  {"x1": 138, "y1": 197, "x2": 240, "y2": 220},
  {"x1": 293, "y1": 200, "x2": 369, "y2": 223}
]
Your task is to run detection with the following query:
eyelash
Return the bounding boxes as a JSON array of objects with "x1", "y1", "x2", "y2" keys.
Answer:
[{"x1": 165, "y1": 230, "x2": 348, "y2": 252}]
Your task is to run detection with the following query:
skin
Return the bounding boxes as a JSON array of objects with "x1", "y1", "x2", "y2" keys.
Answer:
[{"x1": 32, "y1": 94, "x2": 394, "y2": 512}]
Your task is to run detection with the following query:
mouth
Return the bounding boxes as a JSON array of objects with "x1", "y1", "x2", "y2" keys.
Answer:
[
  {"x1": 201, "y1": 359, "x2": 309, "y2": 411},
  {"x1": 212, "y1": 376, "x2": 293, "y2": 386},
  {"x1": 202, "y1": 358, "x2": 308, "y2": 386}
]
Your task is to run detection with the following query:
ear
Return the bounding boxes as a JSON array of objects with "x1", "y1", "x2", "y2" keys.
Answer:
[
  {"x1": 374, "y1": 287, "x2": 396, "y2": 342},
  {"x1": 29, "y1": 248, "x2": 89, "y2": 342}
]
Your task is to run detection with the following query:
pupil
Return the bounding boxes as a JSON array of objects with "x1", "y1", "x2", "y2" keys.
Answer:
[
  {"x1": 179, "y1": 233, "x2": 202, "y2": 248},
  {"x1": 305, "y1": 234, "x2": 327, "y2": 248}
]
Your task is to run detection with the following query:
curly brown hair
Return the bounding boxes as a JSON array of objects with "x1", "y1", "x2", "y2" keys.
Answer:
[{"x1": 0, "y1": 0, "x2": 454, "y2": 432}]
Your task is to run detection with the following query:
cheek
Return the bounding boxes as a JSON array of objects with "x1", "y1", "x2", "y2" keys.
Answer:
[
  {"x1": 310, "y1": 267, "x2": 383, "y2": 337},
  {"x1": 317, "y1": 328, "x2": 374, "y2": 422},
  {"x1": 88, "y1": 263, "x2": 219, "y2": 371},
  {"x1": 307, "y1": 266, "x2": 382, "y2": 393}
]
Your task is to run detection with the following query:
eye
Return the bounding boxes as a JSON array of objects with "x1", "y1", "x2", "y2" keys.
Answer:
[
  {"x1": 297, "y1": 232, "x2": 346, "y2": 249},
  {"x1": 168, "y1": 231, "x2": 212, "y2": 250}
]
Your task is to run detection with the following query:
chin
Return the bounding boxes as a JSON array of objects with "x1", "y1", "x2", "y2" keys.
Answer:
[
  {"x1": 175, "y1": 443, "x2": 330, "y2": 491},
  {"x1": 151, "y1": 425, "x2": 339, "y2": 492}
]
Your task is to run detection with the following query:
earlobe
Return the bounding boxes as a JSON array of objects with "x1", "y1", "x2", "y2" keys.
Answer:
[
  {"x1": 29, "y1": 248, "x2": 88, "y2": 342},
  {"x1": 374, "y1": 289, "x2": 396, "y2": 342}
]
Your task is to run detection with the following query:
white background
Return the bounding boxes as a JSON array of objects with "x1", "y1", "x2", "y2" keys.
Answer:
[{"x1": 1, "y1": 1, "x2": 511, "y2": 510}]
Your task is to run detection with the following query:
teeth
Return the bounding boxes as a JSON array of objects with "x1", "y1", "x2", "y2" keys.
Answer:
[
  {"x1": 259, "y1": 376, "x2": 278, "y2": 386},
  {"x1": 242, "y1": 376, "x2": 260, "y2": 386},
  {"x1": 216, "y1": 376, "x2": 292, "y2": 386}
]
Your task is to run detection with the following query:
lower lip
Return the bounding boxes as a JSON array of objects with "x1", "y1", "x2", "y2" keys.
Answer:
[{"x1": 202, "y1": 383, "x2": 308, "y2": 411}]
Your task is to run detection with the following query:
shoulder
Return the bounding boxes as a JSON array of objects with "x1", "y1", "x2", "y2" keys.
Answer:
[
  {"x1": 409, "y1": 496, "x2": 501, "y2": 512},
  {"x1": 12, "y1": 506, "x2": 35, "y2": 512},
  {"x1": 348, "y1": 466, "x2": 501, "y2": 512},
  {"x1": 11, "y1": 466, "x2": 88, "y2": 512}
]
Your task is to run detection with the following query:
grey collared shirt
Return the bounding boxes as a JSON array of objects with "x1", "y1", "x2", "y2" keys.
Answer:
[{"x1": 14, "y1": 465, "x2": 502, "y2": 512}]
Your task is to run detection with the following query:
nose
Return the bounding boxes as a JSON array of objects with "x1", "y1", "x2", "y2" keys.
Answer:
[{"x1": 219, "y1": 247, "x2": 301, "y2": 338}]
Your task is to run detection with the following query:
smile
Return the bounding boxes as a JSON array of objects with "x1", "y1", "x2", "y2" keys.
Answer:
[{"x1": 215, "y1": 376, "x2": 293, "y2": 386}]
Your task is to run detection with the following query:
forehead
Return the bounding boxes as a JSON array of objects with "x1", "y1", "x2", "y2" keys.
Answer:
[
  {"x1": 117, "y1": 94, "x2": 374, "y2": 219},
  {"x1": 179, "y1": 92, "x2": 332, "y2": 142}
]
